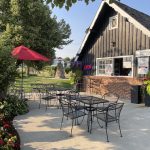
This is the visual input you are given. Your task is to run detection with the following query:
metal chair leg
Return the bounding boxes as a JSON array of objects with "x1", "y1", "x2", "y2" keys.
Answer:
[
  {"x1": 90, "y1": 112, "x2": 93, "y2": 134},
  {"x1": 75, "y1": 118, "x2": 77, "y2": 125},
  {"x1": 39, "y1": 93, "x2": 42, "y2": 109},
  {"x1": 70, "y1": 119, "x2": 74, "y2": 137},
  {"x1": 60, "y1": 115, "x2": 64, "y2": 130},
  {"x1": 87, "y1": 112, "x2": 90, "y2": 132},
  {"x1": 97, "y1": 118, "x2": 103, "y2": 128},
  {"x1": 57, "y1": 97, "x2": 61, "y2": 109},
  {"x1": 46, "y1": 101, "x2": 47, "y2": 111},
  {"x1": 118, "y1": 119, "x2": 123, "y2": 137},
  {"x1": 45, "y1": 100, "x2": 48, "y2": 111},
  {"x1": 39, "y1": 98, "x2": 41, "y2": 109},
  {"x1": 105, "y1": 122, "x2": 109, "y2": 142}
]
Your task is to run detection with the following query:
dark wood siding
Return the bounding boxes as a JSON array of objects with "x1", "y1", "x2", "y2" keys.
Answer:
[
  {"x1": 126, "y1": 20, "x2": 130, "y2": 55},
  {"x1": 129, "y1": 23, "x2": 133, "y2": 55},
  {"x1": 80, "y1": 9, "x2": 150, "y2": 76}
]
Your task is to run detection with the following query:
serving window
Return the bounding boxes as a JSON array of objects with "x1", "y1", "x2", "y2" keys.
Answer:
[
  {"x1": 96, "y1": 58, "x2": 113, "y2": 76},
  {"x1": 96, "y1": 55, "x2": 133, "y2": 77}
]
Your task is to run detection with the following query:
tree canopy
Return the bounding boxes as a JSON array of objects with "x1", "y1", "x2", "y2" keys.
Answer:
[
  {"x1": 46, "y1": 0, "x2": 96, "y2": 10},
  {"x1": 0, "y1": 0, "x2": 72, "y2": 59}
]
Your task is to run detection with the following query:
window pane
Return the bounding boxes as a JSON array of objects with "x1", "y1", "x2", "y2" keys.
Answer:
[{"x1": 97, "y1": 58, "x2": 113, "y2": 75}]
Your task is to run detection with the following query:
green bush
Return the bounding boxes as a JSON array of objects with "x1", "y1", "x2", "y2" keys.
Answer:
[
  {"x1": 69, "y1": 68, "x2": 82, "y2": 84},
  {"x1": 143, "y1": 71, "x2": 150, "y2": 95},
  {"x1": 0, "y1": 95, "x2": 29, "y2": 118},
  {"x1": 146, "y1": 71, "x2": 150, "y2": 78},
  {"x1": 50, "y1": 66, "x2": 57, "y2": 77},
  {"x1": 65, "y1": 67, "x2": 71, "y2": 74},
  {"x1": 0, "y1": 46, "x2": 17, "y2": 99},
  {"x1": 39, "y1": 66, "x2": 57, "y2": 77}
]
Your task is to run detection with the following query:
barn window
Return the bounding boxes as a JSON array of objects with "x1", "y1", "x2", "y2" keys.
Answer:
[
  {"x1": 96, "y1": 55, "x2": 133, "y2": 77},
  {"x1": 109, "y1": 15, "x2": 118, "y2": 30},
  {"x1": 96, "y1": 58, "x2": 113, "y2": 75}
]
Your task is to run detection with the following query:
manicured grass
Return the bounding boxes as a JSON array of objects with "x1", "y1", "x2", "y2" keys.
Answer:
[{"x1": 14, "y1": 75, "x2": 73, "y2": 92}]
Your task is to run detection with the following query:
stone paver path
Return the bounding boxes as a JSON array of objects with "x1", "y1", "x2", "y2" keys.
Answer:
[{"x1": 14, "y1": 99, "x2": 150, "y2": 150}]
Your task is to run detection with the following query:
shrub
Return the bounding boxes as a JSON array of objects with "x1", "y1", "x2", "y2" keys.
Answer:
[
  {"x1": 39, "y1": 66, "x2": 57, "y2": 77},
  {"x1": 65, "y1": 67, "x2": 71, "y2": 74},
  {"x1": 69, "y1": 68, "x2": 83, "y2": 84},
  {"x1": 0, "y1": 95, "x2": 28, "y2": 119},
  {"x1": 49, "y1": 66, "x2": 57, "y2": 77},
  {"x1": 0, "y1": 46, "x2": 17, "y2": 99}
]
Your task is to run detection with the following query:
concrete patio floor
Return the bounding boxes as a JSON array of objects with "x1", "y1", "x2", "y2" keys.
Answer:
[{"x1": 14, "y1": 97, "x2": 150, "y2": 150}]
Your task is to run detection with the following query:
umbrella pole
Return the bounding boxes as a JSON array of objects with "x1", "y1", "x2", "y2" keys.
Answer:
[{"x1": 21, "y1": 61, "x2": 23, "y2": 100}]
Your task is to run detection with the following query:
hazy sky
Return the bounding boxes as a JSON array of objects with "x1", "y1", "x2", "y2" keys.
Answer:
[{"x1": 51, "y1": 0, "x2": 150, "y2": 59}]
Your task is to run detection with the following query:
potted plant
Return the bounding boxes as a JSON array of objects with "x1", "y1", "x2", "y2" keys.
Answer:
[
  {"x1": 70, "y1": 69, "x2": 83, "y2": 91},
  {"x1": 143, "y1": 72, "x2": 150, "y2": 107},
  {"x1": 143, "y1": 80, "x2": 150, "y2": 107}
]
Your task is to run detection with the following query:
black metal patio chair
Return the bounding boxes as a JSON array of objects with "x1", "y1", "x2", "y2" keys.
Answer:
[
  {"x1": 95, "y1": 92, "x2": 119, "y2": 110},
  {"x1": 59, "y1": 98, "x2": 87, "y2": 136},
  {"x1": 103, "y1": 92, "x2": 119, "y2": 104},
  {"x1": 31, "y1": 83, "x2": 44, "y2": 102},
  {"x1": 93, "y1": 102, "x2": 124, "y2": 142},
  {"x1": 40, "y1": 84, "x2": 57, "y2": 110},
  {"x1": 65, "y1": 91, "x2": 86, "y2": 112}
]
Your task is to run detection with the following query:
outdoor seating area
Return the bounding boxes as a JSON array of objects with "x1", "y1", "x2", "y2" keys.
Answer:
[
  {"x1": 5, "y1": 77, "x2": 150, "y2": 150},
  {"x1": 27, "y1": 83, "x2": 125, "y2": 141},
  {"x1": 13, "y1": 92, "x2": 150, "y2": 150},
  {"x1": 11, "y1": 84, "x2": 124, "y2": 140}
]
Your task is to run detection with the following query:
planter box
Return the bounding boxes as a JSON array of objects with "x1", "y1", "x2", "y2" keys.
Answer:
[{"x1": 131, "y1": 85, "x2": 142, "y2": 104}]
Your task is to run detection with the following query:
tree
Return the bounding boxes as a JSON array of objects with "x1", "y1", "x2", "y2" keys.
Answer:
[
  {"x1": 0, "y1": 0, "x2": 72, "y2": 69},
  {"x1": 0, "y1": 45, "x2": 17, "y2": 99},
  {"x1": 64, "y1": 57, "x2": 71, "y2": 62},
  {"x1": 64, "y1": 57, "x2": 71, "y2": 68},
  {"x1": 46, "y1": 0, "x2": 121, "y2": 10},
  {"x1": 46, "y1": 0, "x2": 96, "y2": 10}
]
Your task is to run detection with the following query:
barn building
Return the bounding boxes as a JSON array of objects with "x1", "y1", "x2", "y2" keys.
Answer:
[{"x1": 75, "y1": 0, "x2": 150, "y2": 99}]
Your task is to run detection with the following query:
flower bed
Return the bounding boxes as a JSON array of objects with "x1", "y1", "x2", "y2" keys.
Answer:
[
  {"x1": 0, "y1": 118, "x2": 20, "y2": 150},
  {"x1": 0, "y1": 94, "x2": 29, "y2": 150}
]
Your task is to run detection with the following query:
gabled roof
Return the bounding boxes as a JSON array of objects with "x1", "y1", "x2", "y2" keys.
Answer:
[
  {"x1": 114, "y1": 1, "x2": 150, "y2": 31},
  {"x1": 75, "y1": 0, "x2": 150, "y2": 61}
]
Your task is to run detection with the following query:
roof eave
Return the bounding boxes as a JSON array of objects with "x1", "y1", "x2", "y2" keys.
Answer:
[{"x1": 75, "y1": 1, "x2": 105, "y2": 61}]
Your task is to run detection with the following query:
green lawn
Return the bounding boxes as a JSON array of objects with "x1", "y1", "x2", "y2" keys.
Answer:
[{"x1": 14, "y1": 75, "x2": 73, "y2": 92}]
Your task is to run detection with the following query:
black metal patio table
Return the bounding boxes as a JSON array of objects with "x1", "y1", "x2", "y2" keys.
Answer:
[{"x1": 78, "y1": 95, "x2": 109, "y2": 133}]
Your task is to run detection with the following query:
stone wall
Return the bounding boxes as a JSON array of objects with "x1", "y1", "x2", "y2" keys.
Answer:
[{"x1": 82, "y1": 76, "x2": 143, "y2": 100}]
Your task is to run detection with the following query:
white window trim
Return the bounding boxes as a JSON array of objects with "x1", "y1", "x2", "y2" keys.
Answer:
[
  {"x1": 96, "y1": 55, "x2": 134, "y2": 77},
  {"x1": 96, "y1": 58, "x2": 114, "y2": 76},
  {"x1": 109, "y1": 14, "x2": 118, "y2": 30}
]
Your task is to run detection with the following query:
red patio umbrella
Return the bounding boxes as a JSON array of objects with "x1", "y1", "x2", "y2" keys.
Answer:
[
  {"x1": 12, "y1": 45, "x2": 49, "y2": 61},
  {"x1": 11, "y1": 45, "x2": 50, "y2": 99}
]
